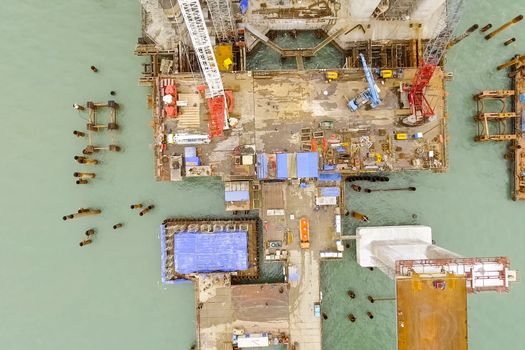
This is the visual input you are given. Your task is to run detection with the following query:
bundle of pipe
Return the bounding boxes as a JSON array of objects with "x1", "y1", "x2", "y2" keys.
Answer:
[
  {"x1": 139, "y1": 205, "x2": 155, "y2": 216},
  {"x1": 485, "y1": 15, "x2": 523, "y2": 40},
  {"x1": 364, "y1": 187, "x2": 416, "y2": 193},
  {"x1": 62, "y1": 208, "x2": 101, "y2": 221}
]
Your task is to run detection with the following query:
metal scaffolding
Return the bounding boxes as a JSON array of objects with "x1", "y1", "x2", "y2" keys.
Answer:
[
  {"x1": 373, "y1": 0, "x2": 420, "y2": 21},
  {"x1": 178, "y1": 0, "x2": 225, "y2": 98},
  {"x1": 205, "y1": 0, "x2": 236, "y2": 42},
  {"x1": 423, "y1": 0, "x2": 464, "y2": 65}
]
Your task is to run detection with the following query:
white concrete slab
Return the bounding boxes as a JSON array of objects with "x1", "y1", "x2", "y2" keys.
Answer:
[{"x1": 355, "y1": 225, "x2": 432, "y2": 267}]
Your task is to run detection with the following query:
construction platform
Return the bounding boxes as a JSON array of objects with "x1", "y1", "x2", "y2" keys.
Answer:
[
  {"x1": 196, "y1": 278, "x2": 290, "y2": 349},
  {"x1": 149, "y1": 68, "x2": 447, "y2": 182},
  {"x1": 513, "y1": 68, "x2": 525, "y2": 200},
  {"x1": 396, "y1": 274, "x2": 468, "y2": 350},
  {"x1": 473, "y1": 59, "x2": 525, "y2": 200},
  {"x1": 160, "y1": 219, "x2": 259, "y2": 283},
  {"x1": 138, "y1": 2, "x2": 454, "y2": 350}
]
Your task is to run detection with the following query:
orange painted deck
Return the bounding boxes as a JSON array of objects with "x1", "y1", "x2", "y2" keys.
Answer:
[{"x1": 396, "y1": 274, "x2": 468, "y2": 350}]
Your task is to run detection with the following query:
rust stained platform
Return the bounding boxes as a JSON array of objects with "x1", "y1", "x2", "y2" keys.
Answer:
[
  {"x1": 513, "y1": 68, "x2": 525, "y2": 200},
  {"x1": 473, "y1": 63, "x2": 525, "y2": 200},
  {"x1": 396, "y1": 274, "x2": 468, "y2": 350},
  {"x1": 197, "y1": 281, "x2": 289, "y2": 349}
]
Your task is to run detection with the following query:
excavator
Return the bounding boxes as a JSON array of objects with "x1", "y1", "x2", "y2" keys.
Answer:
[{"x1": 347, "y1": 53, "x2": 382, "y2": 112}]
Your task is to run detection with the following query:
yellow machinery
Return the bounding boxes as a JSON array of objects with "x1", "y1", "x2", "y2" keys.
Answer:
[
  {"x1": 214, "y1": 44, "x2": 234, "y2": 71},
  {"x1": 326, "y1": 71, "x2": 339, "y2": 82},
  {"x1": 380, "y1": 69, "x2": 393, "y2": 78}
]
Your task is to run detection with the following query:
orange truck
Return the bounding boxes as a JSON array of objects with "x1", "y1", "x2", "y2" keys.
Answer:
[{"x1": 300, "y1": 217, "x2": 310, "y2": 249}]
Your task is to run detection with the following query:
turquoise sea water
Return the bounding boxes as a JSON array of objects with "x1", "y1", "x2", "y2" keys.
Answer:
[
  {"x1": 0, "y1": 1, "x2": 524, "y2": 349},
  {"x1": 247, "y1": 31, "x2": 345, "y2": 70}
]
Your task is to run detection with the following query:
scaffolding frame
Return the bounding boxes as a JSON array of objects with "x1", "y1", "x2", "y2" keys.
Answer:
[
  {"x1": 396, "y1": 257, "x2": 516, "y2": 293},
  {"x1": 178, "y1": 0, "x2": 225, "y2": 98},
  {"x1": 205, "y1": 0, "x2": 236, "y2": 42}
]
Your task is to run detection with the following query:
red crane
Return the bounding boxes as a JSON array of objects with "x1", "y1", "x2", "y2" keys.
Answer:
[{"x1": 403, "y1": 0, "x2": 464, "y2": 126}]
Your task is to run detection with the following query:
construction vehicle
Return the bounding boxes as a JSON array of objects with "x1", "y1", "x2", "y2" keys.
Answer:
[
  {"x1": 379, "y1": 69, "x2": 393, "y2": 79},
  {"x1": 402, "y1": 0, "x2": 464, "y2": 126},
  {"x1": 347, "y1": 54, "x2": 382, "y2": 112},
  {"x1": 325, "y1": 71, "x2": 339, "y2": 82},
  {"x1": 299, "y1": 217, "x2": 310, "y2": 249}
]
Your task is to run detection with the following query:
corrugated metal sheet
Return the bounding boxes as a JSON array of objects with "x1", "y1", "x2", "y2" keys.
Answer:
[
  {"x1": 296, "y1": 152, "x2": 319, "y2": 178},
  {"x1": 184, "y1": 147, "x2": 197, "y2": 157},
  {"x1": 320, "y1": 187, "x2": 340, "y2": 197},
  {"x1": 319, "y1": 172, "x2": 341, "y2": 182},
  {"x1": 225, "y1": 190, "x2": 250, "y2": 202},
  {"x1": 257, "y1": 153, "x2": 268, "y2": 179},
  {"x1": 276, "y1": 153, "x2": 289, "y2": 179},
  {"x1": 185, "y1": 156, "x2": 200, "y2": 166}
]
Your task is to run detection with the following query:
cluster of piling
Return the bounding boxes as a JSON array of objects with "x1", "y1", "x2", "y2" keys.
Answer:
[
  {"x1": 139, "y1": 205, "x2": 153, "y2": 216},
  {"x1": 133, "y1": 204, "x2": 155, "y2": 216},
  {"x1": 72, "y1": 76, "x2": 121, "y2": 185},
  {"x1": 66, "y1": 65, "x2": 136, "y2": 247},
  {"x1": 446, "y1": 16, "x2": 523, "y2": 53},
  {"x1": 62, "y1": 208, "x2": 101, "y2": 221},
  {"x1": 80, "y1": 228, "x2": 96, "y2": 247},
  {"x1": 344, "y1": 291, "x2": 390, "y2": 323}
]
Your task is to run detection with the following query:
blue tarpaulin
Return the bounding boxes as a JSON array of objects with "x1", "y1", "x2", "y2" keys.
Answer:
[
  {"x1": 240, "y1": 0, "x2": 248, "y2": 14},
  {"x1": 276, "y1": 153, "x2": 289, "y2": 179},
  {"x1": 319, "y1": 172, "x2": 341, "y2": 182},
  {"x1": 257, "y1": 153, "x2": 268, "y2": 179},
  {"x1": 184, "y1": 147, "x2": 196, "y2": 158},
  {"x1": 296, "y1": 152, "x2": 319, "y2": 178},
  {"x1": 174, "y1": 231, "x2": 248, "y2": 274},
  {"x1": 225, "y1": 190, "x2": 250, "y2": 202},
  {"x1": 185, "y1": 156, "x2": 200, "y2": 165},
  {"x1": 323, "y1": 164, "x2": 336, "y2": 171},
  {"x1": 320, "y1": 187, "x2": 340, "y2": 197}
]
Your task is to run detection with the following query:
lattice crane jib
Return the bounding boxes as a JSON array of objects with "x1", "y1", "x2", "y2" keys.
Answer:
[
  {"x1": 178, "y1": 0, "x2": 225, "y2": 98},
  {"x1": 206, "y1": 0, "x2": 236, "y2": 43},
  {"x1": 407, "y1": 0, "x2": 464, "y2": 121}
]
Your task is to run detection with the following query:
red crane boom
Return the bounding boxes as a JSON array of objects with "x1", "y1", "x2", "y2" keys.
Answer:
[{"x1": 404, "y1": 0, "x2": 464, "y2": 125}]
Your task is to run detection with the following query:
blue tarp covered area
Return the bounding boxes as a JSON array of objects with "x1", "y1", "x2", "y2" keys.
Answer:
[
  {"x1": 276, "y1": 153, "x2": 289, "y2": 179},
  {"x1": 240, "y1": 0, "x2": 248, "y2": 14},
  {"x1": 320, "y1": 187, "x2": 340, "y2": 197},
  {"x1": 319, "y1": 172, "x2": 341, "y2": 182},
  {"x1": 296, "y1": 152, "x2": 319, "y2": 178},
  {"x1": 257, "y1": 153, "x2": 268, "y2": 179},
  {"x1": 174, "y1": 231, "x2": 248, "y2": 274},
  {"x1": 225, "y1": 190, "x2": 250, "y2": 202}
]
